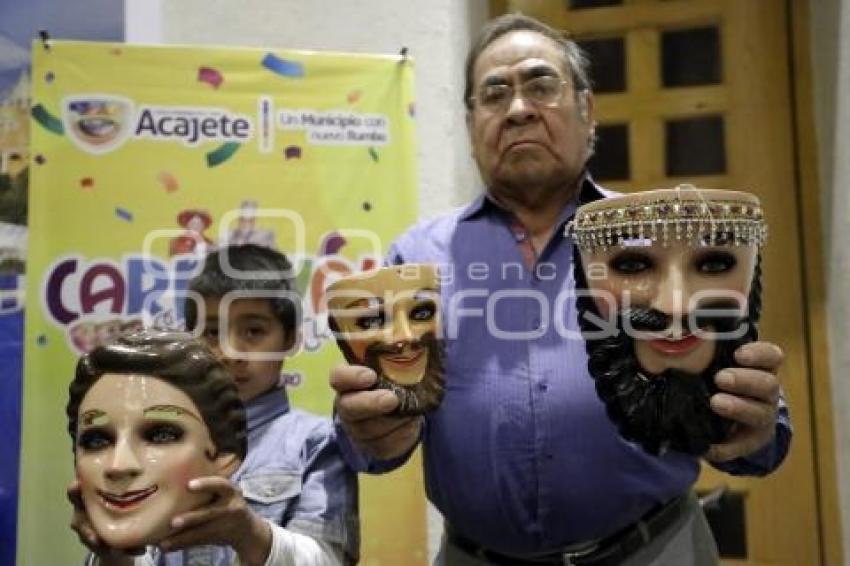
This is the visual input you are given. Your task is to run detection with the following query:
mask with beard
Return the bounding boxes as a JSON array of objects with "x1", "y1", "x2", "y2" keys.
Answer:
[
  {"x1": 326, "y1": 264, "x2": 445, "y2": 416},
  {"x1": 568, "y1": 186, "x2": 767, "y2": 455}
]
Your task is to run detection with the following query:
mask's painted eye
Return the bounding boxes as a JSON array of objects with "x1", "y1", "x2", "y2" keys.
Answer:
[
  {"x1": 610, "y1": 252, "x2": 653, "y2": 274},
  {"x1": 410, "y1": 301, "x2": 436, "y2": 322},
  {"x1": 144, "y1": 423, "x2": 185, "y2": 444},
  {"x1": 696, "y1": 251, "x2": 737, "y2": 274},
  {"x1": 78, "y1": 428, "x2": 113, "y2": 452},
  {"x1": 356, "y1": 312, "x2": 386, "y2": 331}
]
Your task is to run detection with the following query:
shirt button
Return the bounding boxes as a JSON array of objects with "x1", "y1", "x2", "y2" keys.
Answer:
[{"x1": 538, "y1": 383, "x2": 548, "y2": 392}]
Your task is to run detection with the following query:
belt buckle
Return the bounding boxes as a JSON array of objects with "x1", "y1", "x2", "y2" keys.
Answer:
[{"x1": 560, "y1": 543, "x2": 599, "y2": 566}]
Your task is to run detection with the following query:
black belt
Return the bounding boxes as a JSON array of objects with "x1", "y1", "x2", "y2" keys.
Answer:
[{"x1": 447, "y1": 494, "x2": 690, "y2": 566}]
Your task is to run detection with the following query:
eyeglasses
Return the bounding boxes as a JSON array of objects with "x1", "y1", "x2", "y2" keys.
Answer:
[{"x1": 470, "y1": 76, "x2": 570, "y2": 112}]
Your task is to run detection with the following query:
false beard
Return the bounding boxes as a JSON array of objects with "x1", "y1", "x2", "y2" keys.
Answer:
[
  {"x1": 360, "y1": 332, "x2": 445, "y2": 416},
  {"x1": 573, "y1": 252, "x2": 762, "y2": 455}
]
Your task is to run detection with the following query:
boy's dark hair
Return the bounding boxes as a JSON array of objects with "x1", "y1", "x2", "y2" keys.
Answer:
[
  {"x1": 184, "y1": 244, "x2": 300, "y2": 338},
  {"x1": 68, "y1": 329, "x2": 247, "y2": 460}
]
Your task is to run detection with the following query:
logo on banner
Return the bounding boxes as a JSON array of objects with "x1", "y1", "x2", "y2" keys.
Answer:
[{"x1": 62, "y1": 95, "x2": 135, "y2": 154}]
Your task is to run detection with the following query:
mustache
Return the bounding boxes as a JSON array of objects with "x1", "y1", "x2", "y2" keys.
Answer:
[
  {"x1": 623, "y1": 299, "x2": 745, "y2": 334},
  {"x1": 363, "y1": 331, "x2": 444, "y2": 416}
]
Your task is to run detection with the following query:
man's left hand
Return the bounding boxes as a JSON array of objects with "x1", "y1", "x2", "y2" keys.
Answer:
[{"x1": 705, "y1": 341, "x2": 784, "y2": 462}]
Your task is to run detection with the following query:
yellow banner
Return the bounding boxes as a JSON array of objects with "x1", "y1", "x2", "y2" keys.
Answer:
[{"x1": 23, "y1": 40, "x2": 424, "y2": 564}]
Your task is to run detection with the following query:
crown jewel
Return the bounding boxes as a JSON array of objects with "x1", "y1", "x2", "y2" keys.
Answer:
[{"x1": 567, "y1": 185, "x2": 768, "y2": 253}]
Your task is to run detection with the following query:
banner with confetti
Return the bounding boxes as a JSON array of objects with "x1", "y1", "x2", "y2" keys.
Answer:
[{"x1": 22, "y1": 41, "x2": 424, "y2": 564}]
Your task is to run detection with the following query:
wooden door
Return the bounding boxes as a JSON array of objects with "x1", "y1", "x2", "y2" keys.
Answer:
[{"x1": 491, "y1": 0, "x2": 837, "y2": 564}]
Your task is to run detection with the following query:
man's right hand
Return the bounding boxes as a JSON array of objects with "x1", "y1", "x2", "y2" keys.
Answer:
[{"x1": 330, "y1": 364, "x2": 423, "y2": 461}]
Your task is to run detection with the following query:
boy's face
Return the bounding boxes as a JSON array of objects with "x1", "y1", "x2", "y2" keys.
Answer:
[{"x1": 200, "y1": 297, "x2": 289, "y2": 402}]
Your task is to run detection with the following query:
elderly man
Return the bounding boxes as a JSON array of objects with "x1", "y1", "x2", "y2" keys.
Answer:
[{"x1": 331, "y1": 13, "x2": 789, "y2": 566}]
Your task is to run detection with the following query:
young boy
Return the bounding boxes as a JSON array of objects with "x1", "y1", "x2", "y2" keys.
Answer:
[{"x1": 72, "y1": 244, "x2": 359, "y2": 565}]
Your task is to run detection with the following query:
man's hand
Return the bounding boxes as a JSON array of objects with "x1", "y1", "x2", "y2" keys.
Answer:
[
  {"x1": 158, "y1": 477, "x2": 271, "y2": 566},
  {"x1": 705, "y1": 341, "x2": 784, "y2": 462},
  {"x1": 67, "y1": 480, "x2": 135, "y2": 566},
  {"x1": 331, "y1": 364, "x2": 423, "y2": 460}
]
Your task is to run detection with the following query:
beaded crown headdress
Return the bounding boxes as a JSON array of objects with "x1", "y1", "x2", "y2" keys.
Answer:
[{"x1": 568, "y1": 185, "x2": 768, "y2": 253}]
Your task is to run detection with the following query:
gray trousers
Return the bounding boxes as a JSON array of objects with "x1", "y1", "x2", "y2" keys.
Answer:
[{"x1": 435, "y1": 493, "x2": 719, "y2": 566}]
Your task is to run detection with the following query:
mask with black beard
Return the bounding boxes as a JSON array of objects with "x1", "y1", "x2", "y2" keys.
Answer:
[
  {"x1": 568, "y1": 186, "x2": 767, "y2": 456},
  {"x1": 574, "y1": 251, "x2": 763, "y2": 455},
  {"x1": 326, "y1": 264, "x2": 445, "y2": 417}
]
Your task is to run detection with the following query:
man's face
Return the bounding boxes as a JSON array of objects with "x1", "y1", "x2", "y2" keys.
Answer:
[
  {"x1": 328, "y1": 265, "x2": 440, "y2": 386},
  {"x1": 75, "y1": 374, "x2": 235, "y2": 549},
  {"x1": 582, "y1": 237, "x2": 757, "y2": 376},
  {"x1": 468, "y1": 30, "x2": 594, "y2": 195},
  {"x1": 200, "y1": 297, "x2": 290, "y2": 402}
]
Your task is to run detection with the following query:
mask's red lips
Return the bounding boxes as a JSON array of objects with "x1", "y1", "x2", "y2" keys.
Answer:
[
  {"x1": 98, "y1": 485, "x2": 158, "y2": 510},
  {"x1": 647, "y1": 334, "x2": 702, "y2": 356},
  {"x1": 384, "y1": 349, "x2": 425, "y2": 367}
]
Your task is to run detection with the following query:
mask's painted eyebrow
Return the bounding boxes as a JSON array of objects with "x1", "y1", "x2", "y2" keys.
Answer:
[
  {"x1": 80, "y1": 409, "x2": 109, "y2": 428},
  {"x1": 144, "y1": 404, "x2": 203, "y2": 423}
]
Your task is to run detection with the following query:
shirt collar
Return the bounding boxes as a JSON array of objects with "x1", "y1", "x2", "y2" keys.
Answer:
[
  {"x1": 245, "y1": 385, "x2": 290, "y2": 432},
  {"x1": 459, "y1": 171, "x2": 608, "y2": 223}
]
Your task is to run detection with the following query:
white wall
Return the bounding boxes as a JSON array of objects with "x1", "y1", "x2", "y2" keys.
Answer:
[{"x1": 809, "y1": 0, "x2": 850, "y2": 562}]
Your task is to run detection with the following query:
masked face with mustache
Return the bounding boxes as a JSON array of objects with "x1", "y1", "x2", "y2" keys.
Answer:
[
  {"x1": 327, "y1": 264, "x2": 445, "y2": 416},
  {"x1": 570, "y1": 187, "x2": 767, "y2": 455}
]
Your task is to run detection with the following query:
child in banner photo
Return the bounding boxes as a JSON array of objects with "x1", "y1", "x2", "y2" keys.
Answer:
[{"x1": 68, "y1": 245, "x2": 359, "y2": 565}]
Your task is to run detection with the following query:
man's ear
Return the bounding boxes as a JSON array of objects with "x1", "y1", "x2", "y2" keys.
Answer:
[{"x1": 214, "y1": 452, "x2": 242, "y2": 477}]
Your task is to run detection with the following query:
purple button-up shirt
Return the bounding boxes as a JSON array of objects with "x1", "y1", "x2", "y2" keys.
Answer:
[{"x1": 337, "y1": 178, "x2": 790, "y2": 555}]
